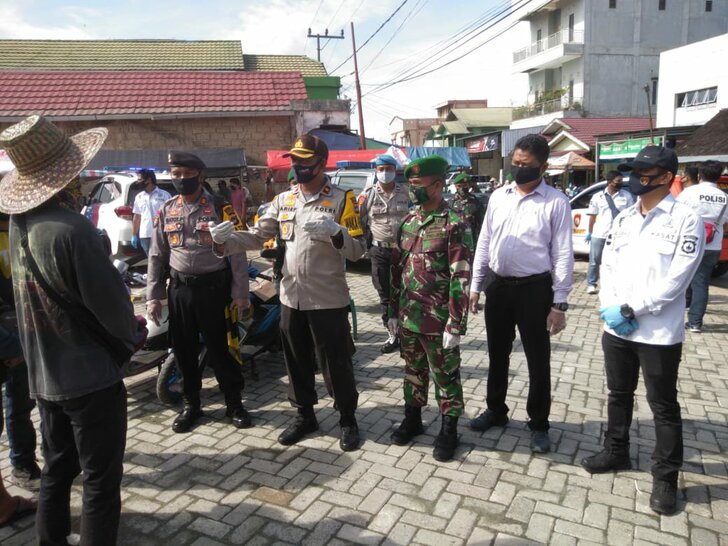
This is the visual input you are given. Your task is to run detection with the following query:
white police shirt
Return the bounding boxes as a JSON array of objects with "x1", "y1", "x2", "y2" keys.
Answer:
[
  {"x1": 587, "y1": 187, "x2": 635, "y2": 239},
  {"x1": 600, "y1": 194, "x2": 704, "y2": 345},
  {"x1": 676, "y1": 182, "x2": 728, "y2": 252},
  {"x1": 133, "y1": 186, "x2": 171, "y2": 238}
]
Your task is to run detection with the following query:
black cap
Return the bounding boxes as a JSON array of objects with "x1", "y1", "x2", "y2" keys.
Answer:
[
  {"x1": 282, "y1": 134, "x2": 329, "y2": 161},
  {"x1": 618, "y1": 145, "x2": 678, "y2": 174},
  {"x1": 168, "y1": 151, "x2": 206, "y2": 170}
]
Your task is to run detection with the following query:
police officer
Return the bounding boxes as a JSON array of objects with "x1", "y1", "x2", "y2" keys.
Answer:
[
  {"x1": 580, "y1": 146, "x2": 704, "y2": 515},
  {"x1": 388, "y1": 155, "x2": 473, "y2": 462},
  {"x1": 210, "y1": 134, "x2": 367, "y2": 452},
  {"x1": 359, "y1": 154, "x2": 411, "y2": 353},
  {"x1": 450, "y1": 172, "x2": 485, "y2": 241},
  {"x1": 147, "y1": 152, "x2": 251, "y2": 433}
]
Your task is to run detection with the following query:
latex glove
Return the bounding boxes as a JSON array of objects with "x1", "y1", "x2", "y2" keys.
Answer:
[
  {"x1": 613, "y1": 318, "x2": 639, "y2": 337},
  {"x1": 599, "y1": 305, "x2": 628, "y2": 330},
  {"x1": 208, "y1": 220, "x2": 234, "y2": 244},
  {"x1": 585, "y1": 232, "x2": 592, "y2": 243},
  {"x1": 443, "y1": 332, "x2": 461, "y2": 349},
  {"x1": 546, "y1": 308, "x2": 567, "y2": 336},
  {"x1": 302, "y1": 218, "x2": 341, "y2": 237},
  {"x1": 469, "y1": 292, "x2": 480, "y2": 314},
  {"x1": 131, "y1": 234, "x2": 140, "y2": 249},
  {"x1": 387, "y1": 318, "x2": 399, "y2": 336},
  {"x1": 147, "y1": 299, "x2": 162, "y2": 327}
]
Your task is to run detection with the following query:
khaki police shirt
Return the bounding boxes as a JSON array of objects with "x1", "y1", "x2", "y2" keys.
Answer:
[
  {"x1": 359, "y1": 182, "x2": 411, "y2": 244},
  {"x1": 147, "y1": 191, "x2": 248, "y2": 302},
  {"x1": 220, "y1": 178, "x2": 367, "y2": 310}
]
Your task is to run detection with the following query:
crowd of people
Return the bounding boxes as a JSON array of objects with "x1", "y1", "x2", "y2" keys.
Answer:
[{"x1": 0, "y1": 114, "x2": 724, "y2": 542}]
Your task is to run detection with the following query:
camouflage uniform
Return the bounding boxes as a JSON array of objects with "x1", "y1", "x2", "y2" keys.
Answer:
[
  {"x1": 389, "y1": 200, "x2": 473, "y2": 417},
  {"x1": 451, "y1": 192, "x2": 485, "y2": 241}
]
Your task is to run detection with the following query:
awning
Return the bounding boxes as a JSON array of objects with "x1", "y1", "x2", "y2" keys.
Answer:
[
  {"x1": 85, "y1": 148, "x2": 246, "y2": 172},
  {"x1": 266, "y1": 149, "x2": 387, "y2": 170},
  {"x1": 405, "y1": 147, "x2": 471, "y2": 168},
  {"x1": 308, "y1": 128, "x2": 391, "y2": 151},
  {"x1": 548, "y1": 151, "x2": 595, "y2": 170}
]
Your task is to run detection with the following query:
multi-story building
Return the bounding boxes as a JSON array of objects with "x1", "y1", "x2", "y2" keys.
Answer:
[
  {"x1": 511, "y1": 0, "x2": 728, "y2": 129},
  {"x1": 389, "y1": 116, "x2": 440, "y2": 146}
]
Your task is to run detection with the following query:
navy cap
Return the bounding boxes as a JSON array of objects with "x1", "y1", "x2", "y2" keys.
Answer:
[
  {"x1": 618, "y1": 145, "x2": 678, "y2": 174},
  {"x1": 168, "y1": 151, "x2": 206, "y2": 170}
]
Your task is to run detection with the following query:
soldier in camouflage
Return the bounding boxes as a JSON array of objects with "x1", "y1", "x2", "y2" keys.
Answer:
[
  {"x1": 450, "y1": 172, "x2": 485, "y2": 241},
  {"x1": 389, "y1": 155, "x2": 473, "y2": 462}
]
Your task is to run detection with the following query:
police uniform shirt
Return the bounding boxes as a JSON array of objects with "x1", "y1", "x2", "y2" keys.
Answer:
[
  {"x1": 676, "y1": 182, "x2": 728, "y2": 252},
  {"x1": 147, "y1": 191, "x2": 248, "y2": 301},
  {"x1": 600, "y1": 194, "x2": 704, "y2": 345},
  {"x1": 133, "y1": 186, "x2": 172, "y2": 238},
  {"x1": 359, "y1": 182, "x2": 411, "y2": 244},
  {"x1": 587, "y1": 187, "x2": 635, "y2": 239}
]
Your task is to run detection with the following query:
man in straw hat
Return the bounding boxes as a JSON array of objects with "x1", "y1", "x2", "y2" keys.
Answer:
[{"x1": 0, "y1": 115, "x2": 144, "y2": 544}]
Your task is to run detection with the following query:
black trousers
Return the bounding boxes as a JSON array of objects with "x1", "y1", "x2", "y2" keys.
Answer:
[
  {"x1": 168, "y1": 274, "x2": 243, "y2": 406},
  {"x1": 36, "y1": 382, "x2": 127, "y2": 546},
  {"x1": 484, "y1": 275, "x2": 553, "y2": 430},
  {"x1": 280, "y1": 305, "x2": 359, "y2": 416},
  {"x1": 370, "y1": 245, "x2": 394, "y2": 327},
  {"x1": 602, "y1": 332, "x2": 683, "y2": 483}
]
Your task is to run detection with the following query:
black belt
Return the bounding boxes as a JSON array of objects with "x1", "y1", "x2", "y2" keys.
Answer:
[
  {"x1": 170, "y1": 268, "x2": 229, "y2": 287},
  {"x1": 494, "y1": 271, "x2": 551, "y2": 286}
]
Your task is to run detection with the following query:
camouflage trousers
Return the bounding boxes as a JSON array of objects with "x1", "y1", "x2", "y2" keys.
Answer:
[{"x1": 400, "y1": 328, "x2": 464, "y2": 417}]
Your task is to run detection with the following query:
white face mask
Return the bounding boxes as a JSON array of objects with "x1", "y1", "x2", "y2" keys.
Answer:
[{"x1": 376, "y1": 171, "x2": 396, "y2": 184}]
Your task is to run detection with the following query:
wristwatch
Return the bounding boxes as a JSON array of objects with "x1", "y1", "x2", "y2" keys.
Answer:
[
  {"x1": 551, "y1": 302, "x2": 569, "y2": 312},
  {"x1": 620, "y1": 304, "x2": 635, "y2": 320}
]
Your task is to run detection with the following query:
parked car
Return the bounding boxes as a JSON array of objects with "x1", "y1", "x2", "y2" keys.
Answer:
[{"x1": 328, "y1": 169, "x2": 407, "y2": 199}]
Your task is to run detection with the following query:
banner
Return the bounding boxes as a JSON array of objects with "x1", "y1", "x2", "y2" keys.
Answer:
[{"x1": 598, "y1": 137, "x2": 662, "y2": 159}]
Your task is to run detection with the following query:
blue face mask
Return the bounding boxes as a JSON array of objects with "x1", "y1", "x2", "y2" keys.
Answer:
[{"x1": 629, "y1": 172, "x2": 667, "y2": 196}]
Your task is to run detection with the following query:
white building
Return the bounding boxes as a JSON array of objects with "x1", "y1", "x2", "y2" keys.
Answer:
[
  {"x1": 656, "y1": 33, "x2": 728, "y2": 128},
  {"x1": 511, "y1": 0, "x2": 728, "y2": 129}
]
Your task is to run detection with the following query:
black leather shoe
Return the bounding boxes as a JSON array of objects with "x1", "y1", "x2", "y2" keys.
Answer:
[
  {"x1": 650, "y1": 479, "x2": 677, "y2": 515},
  {"x1": 340, "y1": 424, "x2": 360, "y2": 452},
  {"x1": 391, "y1": 406, "x2": 424, "y2": 445},
  {"x1": 432, "y1": 415, "x2": 459, "y2": 462},
  {"x1": 226, "y1": 406, "x2": 252, "y2": 429},
  {"x1": 278, "y1": 413, "x2": 319, "y2": 446},
  {"x1": 530, "y1": 430, "x2": 551, "y2": 453},
  {"x1": 381, "y1": 337, "x2": 400, "y2": 354},
  {"x1": 172, "y1": 406, "x2": 203, "y2": 433},
  {"x1": 581, "y1": 449, "x2": 632, "y2": 474},
  {"x1": 469, "y1": 410, "x2": 508, "y2": 432}
]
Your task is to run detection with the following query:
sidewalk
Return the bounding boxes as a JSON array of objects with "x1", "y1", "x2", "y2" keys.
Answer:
[{"x1": 1, "y1": 259, "x2": 727, "y2": 545}]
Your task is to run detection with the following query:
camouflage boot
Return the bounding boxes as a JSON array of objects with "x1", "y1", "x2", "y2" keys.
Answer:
[
  {"x1": 390, "y1": 405, "x2": 424, "y2": 445},
  {"x1": 433, "y1": 415, "x2": 459, "y2": 462}
]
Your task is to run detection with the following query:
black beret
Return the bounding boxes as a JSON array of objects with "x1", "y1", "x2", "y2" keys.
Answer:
[{"x1": 168, "y1": 151, "x2": 206, "y2": 170}]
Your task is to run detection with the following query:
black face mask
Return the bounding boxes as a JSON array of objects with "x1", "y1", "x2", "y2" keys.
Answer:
[
  {"x1": 510, "y1": 164, "x2": 543, "y2": 185},
  {"x1": 629, "y1": 172, "x2": 667, "y2": 196},
  {"x1": 173, "y1": 175, "x2": 200, "y2": 195},
  {"x1": 293, "y1": 161, "x2": 320, "y2": 184}
]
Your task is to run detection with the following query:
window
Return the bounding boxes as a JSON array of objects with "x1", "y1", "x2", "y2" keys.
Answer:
[
  {"x1": 676, "y1": 86, "x2": 718, "y2": 108},
  {"x1": 568, "y1": 14, "x2": 575, "y2": 41},
  {"x1": 609, "y1": 0, "x2": 616, "y2": 8},
  {"x1": 659, "y1": 0, "x2": 666, "y2": 10},
  {"x1": 568, "y1": 80, "x2": 574, "y2": 104},
  {"x1": 651, "y1": 78, "x2": 658, "y2": 106},
  {"x1": 536, "y1": 29, "x2": 543, "y2": 52},
  {"x1": 706, "y1": 1, "x2": 712, "y2": 12}
]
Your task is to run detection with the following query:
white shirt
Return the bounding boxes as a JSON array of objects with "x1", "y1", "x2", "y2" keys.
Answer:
[
  {"x1": 600, "y1": 194, "x2": 704, "y2": 345},
  {"x1": 133, "y1": 186, "x2": 171, "y2": 238},
  {"x1": 588, "y1": 187, "x2": 635, "y2": 239},
  {"x1": 471, "y1": 179, "x2": 574, "y2": 303},
  {"x1": 676, "y1": 182, "x2": 728, "y2": 251}
]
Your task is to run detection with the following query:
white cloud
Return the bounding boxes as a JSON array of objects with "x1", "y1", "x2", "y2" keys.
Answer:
[{"x1": 0, "y1": 4, "x2": 91, "y2": 39}]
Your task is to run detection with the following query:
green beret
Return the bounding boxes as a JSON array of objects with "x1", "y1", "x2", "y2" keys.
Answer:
[
  {"x1": 404, "y1": 155, "x2": 449, "y2": 179},
  {"x1": 452, "y1": 172, "x2": 470, "y2": 185}
]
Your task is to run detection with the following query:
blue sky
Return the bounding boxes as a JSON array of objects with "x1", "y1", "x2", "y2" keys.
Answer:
[{"x1": 0, "y1": 0, "x2": 531, "y2": 140}]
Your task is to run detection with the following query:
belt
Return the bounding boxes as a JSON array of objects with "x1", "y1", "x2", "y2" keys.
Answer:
[
  {"x1": 372, "y1": 240, "x2": 397, "y2": 249},
  {"x1": 170, "y1": 268, "x2": 229, "y2": 287},
  {"x1": 494, "y1": 271, "x2": 551, "y2": 286}
]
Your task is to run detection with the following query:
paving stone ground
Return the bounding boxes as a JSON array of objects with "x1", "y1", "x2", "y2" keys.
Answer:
[{"x1": 2, "y1": 256, "x2": 728, "y2": 545}]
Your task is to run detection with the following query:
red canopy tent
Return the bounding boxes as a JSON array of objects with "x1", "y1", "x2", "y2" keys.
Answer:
[{"x1": 266, "y1": 149, "x2": 388, "y2": 170}]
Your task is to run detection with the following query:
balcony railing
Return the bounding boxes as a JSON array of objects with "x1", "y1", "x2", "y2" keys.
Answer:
[
  {"x1": 512, "y1": 95, "x2": 583, "y2": 121},
  {"x1": 513, "y1": 29, "x2": 584, "y2": 64}
]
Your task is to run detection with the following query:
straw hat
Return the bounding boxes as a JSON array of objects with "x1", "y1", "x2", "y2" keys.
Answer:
[{"x1": 0, "y1": 115, "x2": 107, "y2": 214}]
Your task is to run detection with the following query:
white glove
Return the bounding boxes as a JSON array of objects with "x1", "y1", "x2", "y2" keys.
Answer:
[
  {"x1": 387, "y1": 318, "x2": 399, "y2": 336},
  {"x1": 302, "y1": 218, "x2": 341, "y2": 237},
  {"x1": 443, "y1": 332, "x2": 461, "y2": 349},
  {"x1": 208, "y1": 220, "x2": 234, "y2": 244}
]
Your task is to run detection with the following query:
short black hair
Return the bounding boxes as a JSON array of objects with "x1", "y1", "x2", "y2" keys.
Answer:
[
  {"x1": 230, "y1": 177, "x2": 240, "y2": 184},
  {"x1": 606, "y1": 170, "x2": 623, "y2": 182},
  {"x1": 513, "y1": 134, "x2": 550, "y2": 165},
  {"x1": 699, "y1": 160, "x2": 724, "y2": 182},
  {"x1": 139, "y1": 169, "x2": 156, "y2": 184},
  {"x1": 684, "y1": 165, "x2": 699, "y2": 182}
]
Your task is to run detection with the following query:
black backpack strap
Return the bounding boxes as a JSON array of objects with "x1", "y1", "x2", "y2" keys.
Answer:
[{"x1": 17, "y1": 215, "x2": 132, "y2": 365}]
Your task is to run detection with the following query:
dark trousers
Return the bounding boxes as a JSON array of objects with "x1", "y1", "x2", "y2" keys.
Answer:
[
  {"x1": 370, "y1": 245, "x2": 393, "y2": 327},
  {"x1": 168, "y1": 275, "x2": 243, "y2": 407},
  {"x1": 602, "y1": 332, "x2": 683, "y2": 483},
  {"x1": 484, "y1": 275, "x2": 553, "y2": 430},
  {"x1": 280, "y1": 305, "x2": 359, "y2": 416},
  {"x1": 1, "y1": 362, "x2": 37, "y2": 469},
  {"x1": 36, "y1": 382, "x2": 127, "y2": 546}
]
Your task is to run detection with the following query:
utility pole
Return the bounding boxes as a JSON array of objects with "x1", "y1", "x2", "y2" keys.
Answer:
[
  {"x1": 643, "y1": 84, "x2": 655, "y2": 143},
  {"x1": 307, "y1": 28, "x2": 344, "y2": 62},
  {"x1": 351, "y1": 22, "x2": 366, "y2": 150}
]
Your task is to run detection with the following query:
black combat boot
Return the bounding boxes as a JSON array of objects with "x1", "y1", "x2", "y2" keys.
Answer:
[
  {"x1": 278, "y1": 407, "x2": 319, "y2": 446},
  {"x1": 225, "y1": 392, "x2": 252, "y2": 429},
  {"x1": 580, "y1": 448, "x2": 632, "y2": 474},
  {"x1": 650, "y1": 479, "x2": 678, "y2": 515},
  {"x1": 432, "y1": 415, "x2": 459, "y2": 462},
  {"x1": 339, "y1": 413, "x2": 360, "y2": 452},
  {"x1": 172, "y1": 398, "x2": 203, "y2": 433},
  {"x1": 391, "y1": 405, "x2": 425, "y2": 445}
]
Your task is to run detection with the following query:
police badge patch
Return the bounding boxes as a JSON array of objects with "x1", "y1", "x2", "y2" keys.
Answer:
[{"x1": 680, "y1": 234, "x2": 698, "y2": 255}]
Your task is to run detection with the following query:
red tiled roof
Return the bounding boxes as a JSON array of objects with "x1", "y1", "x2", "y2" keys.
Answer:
[
  {"x1": 544, "y1": 117, "x2": 653, "y2": 147},
  {"x1": 0, "y1": 70, "x2": 308, "y2": 117}
]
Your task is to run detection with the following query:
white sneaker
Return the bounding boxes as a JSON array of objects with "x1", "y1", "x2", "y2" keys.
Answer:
[{"x1": 587, "y1": 285, "x2": 598, "y2": 294}]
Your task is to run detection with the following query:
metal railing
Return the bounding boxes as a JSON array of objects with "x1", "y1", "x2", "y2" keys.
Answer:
[
  {"x1": 513, "y1": 29, "x2": 584, "y2": 64},
  {"x1": 512, "y1": 95, "x2": 583, "y2": 121}
]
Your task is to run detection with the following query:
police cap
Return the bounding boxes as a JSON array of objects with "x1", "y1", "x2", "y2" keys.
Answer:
[
  {"x1": 618, "y1": 145, "x2": 678, "y2": 175},
  {"x1": 168, "y1": 151, "x2": 206, "y2": 170},
  {"x1": 282, "y1": 134, "x2": 329, "y2": 161},
  {"x1": 404, "y1": 155, "x2": 449, "y2": 179},
  {"x1": 374, "y1": 154, "x2": 398, "y2": 168}
]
